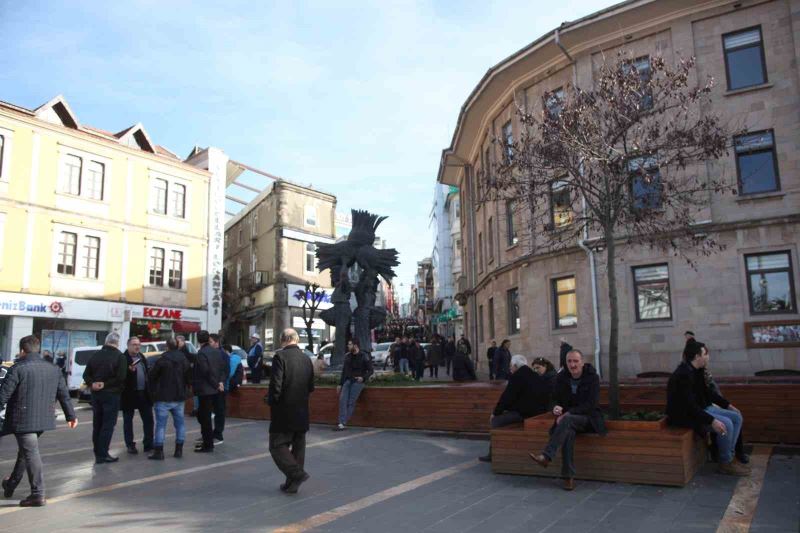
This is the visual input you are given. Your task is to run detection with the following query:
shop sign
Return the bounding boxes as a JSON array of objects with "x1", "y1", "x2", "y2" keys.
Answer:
[
  {"x1": 143, "y1": 307, "x2": 183, "y2": 320},
  {"x1": 0, "y1": 298, "x2": 60, "y2": 315},
  {"x1": 287, "y1": 284, "x2": 333, "y2": 310}
]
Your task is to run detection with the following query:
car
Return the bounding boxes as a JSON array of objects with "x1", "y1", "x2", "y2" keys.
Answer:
[
  {"x1": 372, "y1": 342, "x2": 394, "y2": 366},
  {"x1": 140, "y1": 340, "x2": 198, "y2": 358},
  {"x1": 0, "y1": 364, "x2": 8, "y2": 424}
]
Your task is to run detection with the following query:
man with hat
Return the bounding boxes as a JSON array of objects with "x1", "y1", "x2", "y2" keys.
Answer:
[{"x1": 247, "y1": 333, "x2": 265, "y2": 384}]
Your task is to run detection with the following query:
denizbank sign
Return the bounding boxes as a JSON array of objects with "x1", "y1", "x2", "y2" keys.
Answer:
[
  {"x1": 0, "y1": 299, "x2": 51, "y2": 314},
  {"x1": 0, "y1": 292, "x2": 121, "y2": 320}
]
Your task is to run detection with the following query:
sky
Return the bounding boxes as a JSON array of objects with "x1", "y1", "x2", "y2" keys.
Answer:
[{"x1": 0, "y1": 0, "x2": 618, "y2": 302}]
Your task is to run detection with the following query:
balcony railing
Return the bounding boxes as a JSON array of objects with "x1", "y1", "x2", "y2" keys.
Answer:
[{"x1": 238, "y1": 270, "x2": 271, "y2": 294}]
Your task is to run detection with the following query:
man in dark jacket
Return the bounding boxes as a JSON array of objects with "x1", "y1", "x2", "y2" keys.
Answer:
[
  {"x1": 148, "y1": 337, "x2": 192, "y2": 460},
  {"x1": 494, "y1": 340, "x2": 512, "y2": 380},
  {"x1": 247, "y1": 333, "x2": 264, "y2": 384},
  {"x1": 398, "y1": 336, "x2": 411, "y2": 375},
  {"x1": 666, "y1": 340, "x2": 748, "y2": 476},
  {"x1": 0, "y1": 335, "x2": 77, "y2": 506},
  {"x1": 267, "y1": 328, "x2": 315, "y2": 494},
  {"x1": 444, "y1": 336, "x2": 456, "y2": 376},
  {"x1": 486, "y1": 340, "x2": 497, "y2": 380},
  {"x1": 558, "y1": 338, "x2": 573, "y2": 370},
  {"x1": 529, "y1": 349, "x2": 606, "y2": 491},
  {"x1": 192, "y1": 331, "x2": 227, "y2": 453},
  {"x1": 480, "y1": 355, "x2": 551, "y2": 462},
  {"x1": 452, "y1": 350, "x2": 477, "y2": 382},
  {"x1": 427, "y1": 336, "x2": 443, "y2": 378},
  {"x1": 121, "y1": 337, "x2": 154, "y2": 454},
  {"x1": 83, "y1": 332, "x2": 128, "y2": 464},
  {"x1": 211, "y1": 334, "x2": 231, "y2": 445},
  {"x1": 336, "y1": 339, "x2": 374, "y2": 430}
]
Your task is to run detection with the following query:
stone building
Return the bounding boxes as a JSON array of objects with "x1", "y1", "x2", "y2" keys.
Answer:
[{"x1": 437, "y1": 0, "x2": 799, "y2": 376}]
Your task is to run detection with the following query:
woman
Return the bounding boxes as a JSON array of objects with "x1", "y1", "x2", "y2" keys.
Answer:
[{"x1": 531, "y1": 356, "x2": 557, "y2": 412}]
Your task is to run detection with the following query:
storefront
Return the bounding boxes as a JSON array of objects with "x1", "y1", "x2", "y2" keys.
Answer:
[
  {"x1": 287, "y1": 283, "x2": 334, "y2": 351},
  {"x1": 128, "y1": 305, "x2": 206, "y2": 345}
]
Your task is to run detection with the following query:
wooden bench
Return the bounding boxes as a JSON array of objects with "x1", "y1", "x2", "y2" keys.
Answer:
[{"x1": 491, "y1": 414, "x2": 706, "y2": 487}]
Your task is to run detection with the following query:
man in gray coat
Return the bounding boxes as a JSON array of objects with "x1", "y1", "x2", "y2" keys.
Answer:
[{"x1": 0, "y1": 335, "x2": 77, "y2": 507}]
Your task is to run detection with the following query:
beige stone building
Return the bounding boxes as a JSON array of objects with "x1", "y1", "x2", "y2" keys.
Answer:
[
  {"x1": 439, "y1": 0, "x2": 800, "y2": 377},
  {"x1": 223, "y1": 180, "x2": 336, "y2": 350}
]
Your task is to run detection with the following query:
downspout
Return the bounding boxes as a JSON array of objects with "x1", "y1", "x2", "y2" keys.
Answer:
[
  {"x1": 464, "y1": 164, "x2": 479, "y2": 365},
  {"x1": 578, "y1": 194, "x2": 602, "y2": 378},
  {"x1": 554, "y1": 27, "x2": 575, "y2": 63}
]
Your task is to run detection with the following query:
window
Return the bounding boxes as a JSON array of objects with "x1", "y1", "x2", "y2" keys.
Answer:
[
  {"x1": 735, "y1": 131, "x2": 779, "y2": 195},
  {"x1": 168, "y1": 250, "x2": 183, "y2": 289},
  {"x1": 236, "y1": 261, "x2": 242, "y2": 289},
  {"x1": 745, "y1": 252, "x2": 796, "y2": 314},
  {"x1": 0, "y1": 135, "x2": 4, "y2": 180},
  {"x1": 502, "y1": 121, "x2": 513, "y2": 161},
  {"x1": 553, "y1": 276, "x2": 577, "y2": 328},
  {"x1": 153, "y1": 179, "x2": 168, "y2": 215},
  {"x1": 624, "y1": 56, "x2": 653, "y2": 110},
  {"x1": 478, "y1": 232, "x2": 484, "y2": 272},
  {"x1": 81, "y1": 236, "x2": 100, "y2": 279},
  {"x1": 487, "y1": 218, "x2": 494, "y2": 263},
  {"x1": 170, "y1": 183, "x2": 186, "y2": 218},
  {"x1": 633, "y1": 264, "x2": 672, "y2": 321},
  {"x1": 545, "y1": 87, "x2": 565, "y2": 118},
  {"x1": 483, "y1": 146, "x2": 492, "y2": 191},
  {"x1": 479, "y1": 305, "x2": 485, "y2": 343},
  {"x1": 251, "y1": 211, "x2": 258, "y2": 237},
  {"x1": 488, "y1": 297, "x2": 495, "y2": 339},
  {"x1": 305, "y1": 205, "x2": 317, "y2": 227},
  {"x1": 550, "y1": 180, "x2": 573, "y2": 227},
  {"x1": 629, "y1": 156, "x2": 662, "y2": 210},
  {"x1": 56, "y1": 232, "x2": 77, "y2": 275},
  {"x1": 62, "y1": 154, "x2": 82, "y2": 196},
  {"x1": 251, "y1": 247, "x2": 258, "y2": 273},
  {"x1": 723, "y1": 27, "x2": 767, "y2": 91},
  {"x1": 238, "y1": 227, "x2": 243, "y2": 247},
  {"x1": 84, "y1": 161, "x2": 104, "y2": 200},
  {"x1": 305, "y1": 243, "x2": 317, "y2": 273},
  {"x1": 149, "y1": 247, "x2": 165, "y2": 286},
  {"x1": 507, "y1": 288, "x2": 520, "y2": 334},
  {"x1": 505, "y1": 199, "x2": 517, "y2": 245}
]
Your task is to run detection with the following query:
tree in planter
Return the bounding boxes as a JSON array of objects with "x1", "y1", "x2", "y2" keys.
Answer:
[
  {"x1": 297, "y1": 282, "x2": 327, "y2": 354},
  {"x1": 484, "y1": 53, "x2": 737, "y2": 417}
]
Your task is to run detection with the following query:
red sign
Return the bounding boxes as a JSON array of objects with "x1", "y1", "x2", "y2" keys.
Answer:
[{"x1": 143, "y1": 307, "x2": 182, "y2": 320}]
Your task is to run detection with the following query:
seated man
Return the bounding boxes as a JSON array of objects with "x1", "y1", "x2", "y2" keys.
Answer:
[
  {"x1": 480, "y1": 355, "x2": 551, "y2": 462},
  {"x1": 666, "y1": 340, "x2": 749, "y2": 476},
  {"x1": 528, "y1": 349, "x2": 605, "y2": 491}
]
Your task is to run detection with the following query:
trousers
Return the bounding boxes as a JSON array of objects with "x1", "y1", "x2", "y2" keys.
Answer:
[
  {"x1": 543, "y1": 413, "x2": 592, "y2": 478},
  {"x1": 338, "y1": 380, "x2": 365, "y2": 425},
  {"x1": 91, "y1": 391, "x2": 120, "y2": 459},
  {"x1": 7, "y1": 432, "x2": 44, "y2": 498},
  {"x1": 269, "y1": 431, "x2": 307, "y2": 481}
]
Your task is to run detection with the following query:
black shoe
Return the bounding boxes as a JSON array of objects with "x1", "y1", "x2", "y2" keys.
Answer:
[
  {"x1": 95, "y1": 456, "x2": 119, "y2": 464},
  {"x1": 126, "y1": 445, "x2": 138, "y2": 455},
  {"x1": 194, "y1": 446, "x2": 214, "y2": 453},
  {"x1": 736, "y1": 453, "x2": 751, "y2": 465},
  {"x1": 148, "y1": 447, "x2": 164, "y2": 460},
  {"x1": 478, "y1": 454, "x2": 492, "y2": 463},
  {"x1": 19, "y1": 496, "x2": 46, "y2": 507},
  {"x1": 284, "y1": 472, "x2": 310, "y2": 494},
  {"x1": 143, "y1": 445, "x2": 153, "y2": 453},
  {"x1": 279, "y1": 480, "x2": 289, "y2": 492},
  {"x1": 174, "y1": 442, "x2": 184, "y2": 458},
  {"x1": 2, "y1": 478, "x2": 15, "y2": 498}
]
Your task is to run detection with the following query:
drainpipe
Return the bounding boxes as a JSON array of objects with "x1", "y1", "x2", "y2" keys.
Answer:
[
  {"x1": 578, "y1": 193, "x2": 602, "y2": 379},
  {"x1": 554, "y1": 27, "x2": 575, "y2": 63}
]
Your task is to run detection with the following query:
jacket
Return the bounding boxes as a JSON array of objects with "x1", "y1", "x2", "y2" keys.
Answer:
[
  {"x1": 444, "y1": 341, "x2": 456, "y2": 359},
  {"x1": 452, "y1": 353, "x2": 476, "y2": 382},
  {"x1": 559, "y1": 342, "x2": 573, "y2": 370},
  {"x1": 427, "y1": 343, "x2": 444, "y2": 366},
  {"x1": 227, "y1": 352, "x2": 243, "y2": 390},
  {"x1": 121, "y1": 350, "x2": 152, "y2": 410},
  {"x1": 83, "y1": 345, "x2": 128, "y2": 394},
  {"x1": 192, "y1": 344, "x2": 228, "y2": 396},
  {"x1": 493, "y1": 348, "x2": 512, "y2": 380},
  {"x1": 340, "y1": 351, "x2": 374, "y2": 385},
  {"x1": 666, "y1": 361, "x2": 728, "y2": 435},
  {"x1": 486, "y1": 346, "x2": 497, "y2": 362},
  {"x1": 247, "y1": 342, "x2": 264, "y2": 369},
  {"x1": 149, "y1": 350, "x2": 192, "y2": 403},
  {"x1": 493, "y1": 365, "x2": 552, "y2": 418},
  {"x1": 553, "y1": 363, "x2": 606, "y2": 435},
  {"x1": 267, "y1": 345, "x2": 315, "y2": 433},
  {"x1": 0, "y1": 353, "x2": 75, "y2": 434},
  {"x1": 457, "y1": 338, "x2": 472, "y2": 355}
]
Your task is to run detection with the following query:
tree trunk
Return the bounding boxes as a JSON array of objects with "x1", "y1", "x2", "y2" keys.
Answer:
[
  {"x1": 605, "y1": 236, "x2": 620, "y2": 418},
  {"x1": 306, "y1": 323, "x2": 314, "y2": 353}
]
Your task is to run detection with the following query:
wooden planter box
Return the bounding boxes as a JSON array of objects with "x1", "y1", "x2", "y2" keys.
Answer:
[{"x1": 491, "y1": 414, "x2": 706, "y2": 487}]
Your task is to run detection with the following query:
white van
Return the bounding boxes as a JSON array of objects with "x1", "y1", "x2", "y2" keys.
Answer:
[{"x1": 67, "y1": 345, "x2": 103, "y2": 395}]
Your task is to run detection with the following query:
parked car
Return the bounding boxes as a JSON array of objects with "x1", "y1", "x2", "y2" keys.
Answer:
[
  {"x1": 372, "y1": 342, "x2": 393, "y2": 366},
  {"x1": 141, "y1": 340, "x2": 198, "y2": 361},
  {"x1": 66, "y1": 345, "x2": 102, "y2": 398},
  {"x1": 0, "y1": 364, "x2": 8, "y2": 424}
]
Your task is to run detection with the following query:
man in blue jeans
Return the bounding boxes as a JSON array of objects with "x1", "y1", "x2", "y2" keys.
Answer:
[
  {"x1": 335, "y1": 339, "x2": 374, "y2": 431},
  {"x1": 147, "y1": 337, "x2": 192, "y2": 460}
]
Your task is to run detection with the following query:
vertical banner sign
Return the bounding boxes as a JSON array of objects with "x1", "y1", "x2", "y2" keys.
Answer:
[{"x1": 206, "y1": 148, "x2": 228, "y2": 333}]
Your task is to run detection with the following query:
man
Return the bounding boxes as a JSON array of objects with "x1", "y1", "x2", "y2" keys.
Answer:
[
  {"x1": 336, "y1": 339, "x2": 374, "y2": 430},
  {"x1": 480, "y1": 355, "x2": 548, "y2": 462},
  {"x1": 387, "y1": 336, "x2": 402, "y2": 372},
  {"x1": 398, "y1": 336, "x2": 411, "y2": 375},
  {"x1": 427, "y1": 336, "x2": 443, "y2": 378},
  {"x1": 452, "y1": 348, "x2": 477, "y2": 382},
  {"x1": 412, "y1": 340, "x2": 426, "y2": 381},
  {"x1": 192, "y1": 330, "x2": 227, "y2": 453},
  {"x1": 486, "y1": 340, "x2": 497, "y2": 380},
  {"x1": 211, "y1": 334, "x2": 231, "y2": 445},
  {"x1": 457, "y1": 334, "x2": 472, "y2": 362},
  {"x1": 148, "y1": 337, "x2": 192, "y2": 460},
  {"x1": 558, "y1": 337, "x2": 573, "y2": 370},
  {"x1": 0, "y1": 335, "x2": 77, "y2": 506},
  {"x1": 247, "y1": 333, "x2": 265, "y2": 384},
  {"x1": 267, "y1": 329, "x2": 314, "y2": 494},
  {"x1": 494, "y1": 340, "x2": 512, "y2": 381},
  {"x1": 176, "y1": 335, "x2": 195, "y2": 363},
  {"x1": 121, "y1": 337, "x2": 154, "y2": 454},
  {"x1": 444, "y1": 335, "x2": 456, "y2": 376},
  {"x1": 84, "y1": 332, "x2": 128, "y2": 464},
  {"x1": 666, "y1": 340, "x2": 748, "y2": 475},
  {"x1": 529, "y1": 349, "x2": 605, "y2": 491},
  {"x1": 684, "y1": 331, "x2": 695, "y2": 344}
]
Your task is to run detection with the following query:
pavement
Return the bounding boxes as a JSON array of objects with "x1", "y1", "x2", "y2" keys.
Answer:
[{"x1": 0, "y1": 415, "x2": 796, "y2": 532}]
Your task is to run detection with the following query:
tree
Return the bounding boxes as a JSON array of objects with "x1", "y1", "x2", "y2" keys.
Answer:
[
  {"x1": 484, "y1": 53, "x2": 737, "y2": 417},
  {"x1": 297, "y1": 282, "x2": 327, "y2": 353}
]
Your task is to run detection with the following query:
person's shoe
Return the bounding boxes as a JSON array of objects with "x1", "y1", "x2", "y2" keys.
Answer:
[
  {"x1": 2, "y1": 478, "x2": 15, "y2": 498},
  {"x1": 478, "y1": 454, "x2": 492, "y2": 463},
  {"x1": 529, "y1": 453, "x2": 550, "y2": 468},
  {"x1": 19, "y1": 496, "x2": 46, "y2": 507},
  {"x1": 194, "y1": 446, "x2": 214, "y2": 453},
  {"x1": 195, "y1": 437, "x2": 204, "y2": 444},
  {"x1": 563, "y1": 478, "x2": 575, "y2": 491},
  {"x1": 736, "y1": 453, "x2": 751, "y2": 465},
  {"x1": 718, "y1": 461, "x2": 748, "y2": 476},
  {"x1": 213, "y1": 438, "x2": 224, "y2": 446},
  {"x1": 148, "y1": 447, "x2": 164, "y2": 460},
  {"x1": 143, "y1": 445, "x2": 153, "y2": 453},
  {"x1": 174, "y1": 442, "x2": 184, "y2": 458},
  {"x1": 284, "y1": 472, "x2": 310, "y2": 494},
  {"x1": 279, "y1": 480, "x2": 290, "y2": 492},
  {"x1": 334, "y1": 424, "x2": 345, "y2": 431},
  {"x1": 95, "y1": 456, "x2": 119, "y2": 464},
  {"x1": 126, "y1": 444, "x2": 138, "y2": 455}
]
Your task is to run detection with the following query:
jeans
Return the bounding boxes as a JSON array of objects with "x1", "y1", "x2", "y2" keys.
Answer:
[
  {"x1": 485, "y1": 411, "x2": 524, "y2": 458},
  {"x1": 197, "y1": 394, "x2": 215, "y2": 449},
  {"x1": 123, "y1": 391, "x2": 154, "y2": 449},
  {"x1": 269, "y1": 431, "x2": 306, "y2": 481},
  {"x1": 338, "y1": 380, "x2": 365, "y2": 425},
  {"x1": 213, "y1": 392, "x2": 226, "y2": 440},
  {"x1": 153, "y1": 401, "x2": 185, "y2": 447},
  {"x1": 705, "y1": 405, "x2": 743, "y2": 463},
  {"x1": 399, "y1": 359, "x2": 410, "y2": 374},
  {"x1": 91, "y1": 391, "x2": 120, "y2": 459},
  {"x1": 7, "y1": 432, "x2": 44, "y2": 498},
  {"x1": 543, "y1": 413, "x2": 592, "y2": 478}
]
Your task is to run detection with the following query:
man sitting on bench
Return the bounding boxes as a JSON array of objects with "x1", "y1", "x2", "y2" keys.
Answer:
[
  {"x1": 529, "y1": 349, "x2": 605, "y2": 491},
  {"x1": 666, "y1": 340, "x2": 749, "y2": 476}
]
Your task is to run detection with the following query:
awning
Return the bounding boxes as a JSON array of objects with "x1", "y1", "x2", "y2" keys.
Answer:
[{"x1": 172, "y1": 321, "x2": 201, "y2": 334}]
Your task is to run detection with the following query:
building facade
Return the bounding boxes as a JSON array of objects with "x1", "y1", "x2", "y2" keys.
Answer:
[
  {"x1": 0, "y1": 95, "x2": 220, "y2": 360},
  {"x1": 438, "y1": 0, "x2": 800, "y2": 376},
  {"x1": 429, "y1": 183, "x2": 463, "y2": 337}
]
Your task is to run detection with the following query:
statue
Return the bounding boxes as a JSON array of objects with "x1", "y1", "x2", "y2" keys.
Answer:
[{"x1": 317, "y1": 210, "x2": 398, "y2": 361}]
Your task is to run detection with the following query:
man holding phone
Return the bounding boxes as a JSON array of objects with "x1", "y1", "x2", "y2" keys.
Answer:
[{"x1": 83, "y1": 332, "x2": 127, "y2": 464}]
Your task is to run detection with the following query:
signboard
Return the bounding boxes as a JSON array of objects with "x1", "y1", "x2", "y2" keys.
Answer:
[
  {"x1": 143, "y1": 307, "x2": 183, "y2": 320},
  {"x1": 287, "y1": 284, "x2": 333, "y2": 310},
  {"x1": 0, "y1": 292, "x2": 115, "y2": 320},
  {"x1": 292, "y1": 317, "x2": 326, "y2": 330}
]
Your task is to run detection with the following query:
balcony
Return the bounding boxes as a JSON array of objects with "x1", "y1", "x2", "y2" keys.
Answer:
[{"x1": 238, "y1": 270, "x2": 271, "y2": 294}]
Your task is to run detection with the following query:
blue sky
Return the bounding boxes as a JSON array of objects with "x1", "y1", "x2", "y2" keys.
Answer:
[{"x1": 0, "y1": 0, "x2": 618, "y2": 301}]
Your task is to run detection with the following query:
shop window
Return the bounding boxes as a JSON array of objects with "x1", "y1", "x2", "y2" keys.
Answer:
[
  {"x1": 553, "y1": 276, "x2": 577, "y2": 328},
  {"x1": 745, "y1": 251, "x2": 796, "y2": 314},
  {"x1": 735, "y1": 131, "x2": 780, "y2": 195},
  {"x1": 149, "y1": 247, "x2": 165, "y2": 286},
  {"x1": 723, "y1": 27, "x2": 767, "y2": 91},
  {"x1": 633, "y1": 264, "x2": 671, "y2": 321},
  {"x1": 168, "y1": 250, "x2": 183, "y2": 289},
  {"x1": 57, "y1": 231, "x2": 77, "y2": 275},
  {"x1": 507, "y1": 288, "x2": 520, "y2": 334}
]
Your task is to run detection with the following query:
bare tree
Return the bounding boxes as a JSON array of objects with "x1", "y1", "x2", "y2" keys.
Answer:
[
  {"x1": 484, "y1": 53, "x2": 738, "y2": 416},
  {"x1": 297, "y1": 282, "x2": 327, "y2": 354}
]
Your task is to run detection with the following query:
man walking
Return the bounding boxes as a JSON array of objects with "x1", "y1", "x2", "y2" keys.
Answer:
[
  {"x1": 486, "y1": 340, "x2": 497, "y2": 380},
  {"x1": 148, "y1": 337, "x2": 192, "y2": 460},
  {"x1": 121, "y1": 337, "x2": 154, "y2": 455},
  {"x1": 193, "y1": 331, "x2": 227, "y2": 453},
  {"x1": 247, "y1": 333, "x2": 264, "y2": 384},
  {"x1": 0, "y1": 335, "x2": 77, "y2": 506},
  {"x1": 84, "y1": 332, "x2": 128, "y2": 464},
  {"x1": 267, "y1": 329, "x2": 314, "y2": 494},
  {"x1": 336, "y1": 339, "x2": 374, "y2": 430}
]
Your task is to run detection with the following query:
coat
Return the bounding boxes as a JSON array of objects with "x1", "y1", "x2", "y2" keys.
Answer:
[
  {"x1": 427, "y1": 343, "x2": 444, "y2": 366},
  {"x1": 666, "y1": 361, "x2": 727, "y2": 435},
  {"x1": 192, "y1": 344, "x2": 228, "y2": 397},
  {"x1": 339, "y1": 351, "x2": 374, "y2": 385},
  {"x1": 558, "y1": 342, "x2": 573, "y2": 370},
  {"x1": 121, "y1": 350, "x2": 152, "y2": 410},
  {"x1": 149, "y1": 350, "x2": 192, "y2": 403},
  {"x1": 444, "y1": 341, "x2": 456, "y2": 360},
  {"x1": 267, "y1": 345, "x2": 315, "y2": 434},
  {"x1": 553, "y1": 363, "x2": 606, "y2": 435},
  {"x1": 83, "y1": 344, "x2": 128, "y2": 394},
  {"x1": 452, "y1": 353, "x2": 476, "y2": 382},
  {"x1": 0, "y1": 353, "x2": 75, "y2": 434},
  {"x1": 493, "y1": 365, "x2": 552, "y2": 418},
  {"x1": 493, "y1": 347, "x2": 511, "y2": 380}
]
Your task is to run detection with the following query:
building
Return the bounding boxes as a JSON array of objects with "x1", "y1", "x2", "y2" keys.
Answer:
[
  {"x1": 0, "y1": 95, "x2": 224, "y2": 360},
  {"x1": 429, "y1": 183, "x2": 463, "y2": 338},
  {"x1": 437, "y1": 0, "x2": 800, "y2": 376},
  {"x1": 223, "y1": 179, "x2": 337, "y2": 350}
]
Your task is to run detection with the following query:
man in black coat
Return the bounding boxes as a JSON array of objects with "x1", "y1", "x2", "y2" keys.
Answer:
[
  {"x1": 267, "y1": 328, "x2": 315, "y2": 494},
  {"x1": 121, "y1": 337, "x2": 154, "y2": 454},
  {"x1": 480, "y1": 355, "x2": 551, "y2": 462},
  {"x1": 83, "y1": 332, "x2": 128, "y2": 464},
  {"x1": 493, "y1": 340, "x2": 512, "y2": 380},
  {"x1": 529, "y1": 349, "x2": 605, "y2": 491},
  {"x1": 192, "y1": 331, "x2": 227, "y2": 453},
  {"x1": 452, "y1": 351, "x2": 477, "y2": 382},
  {"x1": 0, "y1": 335, "x2": 77, "y2": 506},
  {"x1": 148, "y1": 337, "x2": 192, "y2": 460},
  {"x1": 335, "y1": 339, "x2": 374, "y2": 430},
  {"x1": 486, "y1": 340, "x2": 497, "y2": 380},
  {"x1": 444, "y1": 336, "x2": 456, "y2": 376}
]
